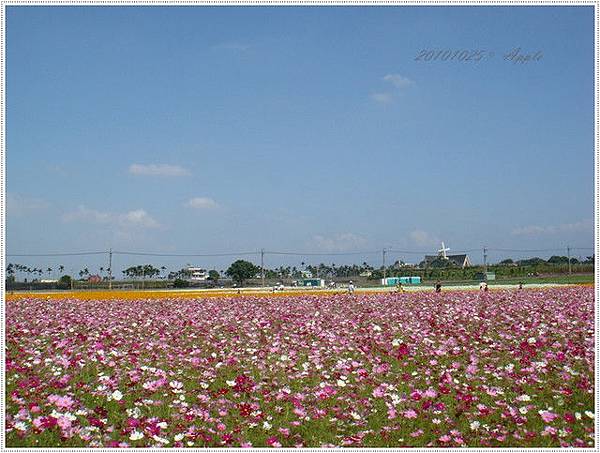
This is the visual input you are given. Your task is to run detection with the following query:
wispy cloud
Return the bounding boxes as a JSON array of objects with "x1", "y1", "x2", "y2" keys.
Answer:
[
  {"x1": 511, "y1": 219, "x2": 593, "y2": 236},
  {"x1": 370, "y1": 92, "x2": 394, "y2": 104},
  {"x1": 6, "y1": 193, "x2": 50, "y2": 217},
  {"x1": 212, "y1": 42, "x2": 250, "y2": 52},
  {"x1": 129, "y1": 163, "x2": 190, "y2": 177},
  {"x1": 409, "y1": 229, "x2": 439, "y2": 247},
  {"x1": 383, "y1": 74, "x2": 414, "y2": 88},
  {"x1": 184, "y1": 197, "x2": 219, "y2": 209},
  {"x1": 371, "y1": 73, "x2": 415, "y2": 104},
  {"x1": 63, "y1": 206, "x2": 161, "y2": 230},
  {"x1": 310, "y1": 233, "x2": 368, "y2": 252}
]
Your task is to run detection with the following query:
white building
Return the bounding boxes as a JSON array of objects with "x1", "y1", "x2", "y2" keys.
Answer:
[{"x1": 187, "y1": 267, "x2": 209, "y2": 281}]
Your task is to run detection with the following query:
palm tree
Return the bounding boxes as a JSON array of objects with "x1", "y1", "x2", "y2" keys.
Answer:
[
  {"x1": 79, "y1": 268, "x2": 90, "y2": 280},
  {"x1": 58, "y1": 265, "x2": 65, "y2": 276},
  {"x1": 46, "y1": 267, "x2": 52, "y2": 278}
]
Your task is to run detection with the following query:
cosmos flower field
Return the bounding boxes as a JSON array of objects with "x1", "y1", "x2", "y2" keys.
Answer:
[{"x1": 5, "y1": 287, "x2": 595, "y2": 447}]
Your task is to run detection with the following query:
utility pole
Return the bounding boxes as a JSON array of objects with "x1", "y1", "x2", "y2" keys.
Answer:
[
  {"x1": 483, "y1": 246, "x2": 488, "y2": 274},
  {"x1": 260, "y1": 248, "x2": 265, "y2": 288},
  {"x1": 382, "y1": 248, "x2": 387, "y2": 280},
  {"x1": 108, "y1": 248, "x2": 112, "y2": 290},
  {"x1": 567, "y1": 246, "x2": 572, "y2": 275}
]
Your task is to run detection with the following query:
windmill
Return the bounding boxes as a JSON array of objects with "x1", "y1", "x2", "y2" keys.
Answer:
[{"x1": 438, "y1": 242, "x2": 450, "y2": 260}]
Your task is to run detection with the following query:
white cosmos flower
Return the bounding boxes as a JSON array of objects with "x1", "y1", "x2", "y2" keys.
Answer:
[
  {"x1": 262, "y1": 421, "x2": 272, "y2": 430},
  {"x1": 392, "y1": 339, "x2": 401, "y2": 346},
  {"x1": 174, "y1": 434, "x2": 184, "y2": 442},
  {"x1": 337, "y1": 379, "x2": 347, "y2": 387},
  {"x1": 153, "y1": 435, "x2": 169, "y2": 444},
  {"x1": 129, "y1": 431, "x2": 144, "y2": 441},
  {"x1": 226, "y1": 380, "x2": 236, "y2": 387},
  {"x1": 111, "y1": 390, "x2": 123, "y2": 401},
  {"x1": 585, "y1": 411, "x2": 595, "y2": 419},
  {"x1": 470, "y1": 421, "x2": 480, "y2": 430}
]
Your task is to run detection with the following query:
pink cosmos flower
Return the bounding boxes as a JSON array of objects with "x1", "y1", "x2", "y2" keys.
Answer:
[
  {"x1": 372, "y1": 386, "x2": 385, "y2": 398},
  {"x1": 32, "y1": 417, "x2": 45, "y2": 430},
  {"x1": 57, "y1": 416, "x2": 72, "y2": 430},
  {"x1": 410, "y1": 390, "x2": 422, "y2": 401},
  {"x1": 403, "y1": 409, "x2": 418, "y2": 419},
  {"x1": 266, "y1": 436, "x2": 282, "y2": 447},
  {"x1": 540, "y1": 411, "x2": 559, "y2": 423},
  {"x1": 424, "y1": 388, "x2": 437, "y2": 398},
  {"x1": 48, "y1": 394, "x2": 74, "y2": 409},
  {"x1": 387, "y1": 407, "x2": 397, "y2": 419}
]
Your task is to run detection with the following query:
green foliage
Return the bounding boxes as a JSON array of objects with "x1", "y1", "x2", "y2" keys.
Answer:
[
  {"x1": 122, "y1": 264, "x2": 161, "y2": 279},
  {"x1": 516, "y1": 257, "x2": 546, "y2": 266},
  {"x1": 57, "y1": 275, "x2": 72, "y2": 289},
  {"x1": 548, "y1": 255, "x2": 569, "y2": 264},
  {"x1": 168, "y1": 268, "x2": 192, "y2": 280},
  {"x1": 429, "y1": 257, "x2": 458, "y2": 268},
  {"x1": 226, "y1": 260, "x2": 260, "y2": 286},
  {"x1": 172, "y1": 278, "x2": 188, "y2": 288},
  {"x1": 207, "y1": 270, "x2": 220, "y2": 282}
]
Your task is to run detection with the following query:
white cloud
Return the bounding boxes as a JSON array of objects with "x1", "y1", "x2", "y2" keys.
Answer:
[
  {"x1": 383, "y1": 74, "x2": 414, "y2": 88},
  {"x1": 370, "y1": 92, "x2": 394, "y2": 104},
  {"x1": 311, "y1": 233, "x2": 368, "y2": 252},
  {"x1": 409, "y1": 229, "x2": 439, "y2": 247},
  {"x1": 129, "y1": 163, "x2": 190, "y2": 177},
  {"x1": 63, "y1": 206, "x2": 161, "y2": 230},
  {"x1": 120, "y1": 209, "x2": 161, "y2": 229},
  {"x1": 6, "y1": 193, "x2": 50, "y2": 216},
  {"x1": 511, "y1": 220, "x2": 593, "y2": 236},
  {"x1": 212, "y1": 42, "x2": 250, "y2": 52},
  {"x1": 184, "y1": 197, "x2": 219, "y2": 209}
]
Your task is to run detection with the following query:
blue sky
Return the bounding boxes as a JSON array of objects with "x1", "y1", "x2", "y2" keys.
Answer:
[{"x1": 6, "y1": 6, "x2": 595, "y2": 273}]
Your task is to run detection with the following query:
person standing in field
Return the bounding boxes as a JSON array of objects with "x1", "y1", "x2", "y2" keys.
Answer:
[
  {"x1": 435, "y1": 280, "x2": 442, "y2": 293},
  {"x1": 348, "y1": 281, "x2": 355, "y2": 295},
  {"x1": 479, "y1": 281, "x2": 488, "y2": 292},
  {"x1": 396, "y1": 282, "x2": 404, "y2": 293}
]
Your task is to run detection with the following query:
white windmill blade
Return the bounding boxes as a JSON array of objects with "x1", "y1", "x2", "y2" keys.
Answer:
[{"x1": 437, "y1": 242, "x2": 450, "y2": 259}]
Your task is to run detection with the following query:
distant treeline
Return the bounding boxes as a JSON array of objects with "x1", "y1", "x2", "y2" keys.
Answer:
[{"x1": 5, "y1": 254, "x2": 594, "y2": 290}]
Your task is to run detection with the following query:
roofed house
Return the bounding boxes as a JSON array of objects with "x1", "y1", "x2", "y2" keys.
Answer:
[
  {"x1": 422, "y1": 254, "x2": 472, "y2": 268},
  {"x1": 421, "y1": 242, "x2": 472, "y2": 268}
]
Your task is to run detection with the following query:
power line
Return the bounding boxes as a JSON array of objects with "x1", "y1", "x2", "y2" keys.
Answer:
[
  {"x1": 6, "y1": 246, "x2": 594, "y2": 259},
  {"x1": 112, "y1": 251, "x2": 259, "y2": 257},
  {"x1": 6, "y1": 251, "x2": 107, "y2": 257},
  {"x1": 490, "y1": 247, "x2": 593, "y2": 253},
  {"x1": 385, "y1": 248, "x2": 481, "y2": 255},
  {"x1": 265, "y1": 250, "x2": 381, "y2": 256}
]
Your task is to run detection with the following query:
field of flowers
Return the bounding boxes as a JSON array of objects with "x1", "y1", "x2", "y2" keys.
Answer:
[{"x1": 5, "y1": 287, "x2": 595, "y2": 447}]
